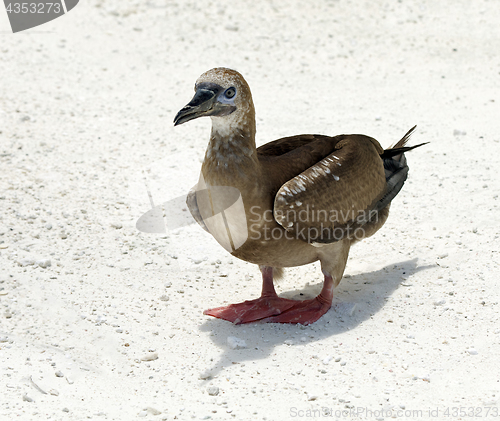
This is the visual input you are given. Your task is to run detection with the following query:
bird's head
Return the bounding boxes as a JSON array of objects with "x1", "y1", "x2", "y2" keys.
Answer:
[{"x1": 173, "y1": 68, "x2": 254, "y2": 131}]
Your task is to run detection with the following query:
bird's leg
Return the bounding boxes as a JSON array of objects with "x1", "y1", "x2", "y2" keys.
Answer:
[
  {"x1": 260, "y1": 271, "x2": 335, "y2": 325},
  {"x1": 203, "y1": 266, "x2": 297, "y2": 324}
]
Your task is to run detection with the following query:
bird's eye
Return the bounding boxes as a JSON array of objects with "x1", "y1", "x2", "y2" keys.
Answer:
[{"x1": 224, "y1": 87, "x2": 236, "y2": 99}]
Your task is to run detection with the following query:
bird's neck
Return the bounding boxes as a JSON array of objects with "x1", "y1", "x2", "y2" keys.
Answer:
[{"x1": 202, "y1": 111, "x2": 259, "y2": 186}]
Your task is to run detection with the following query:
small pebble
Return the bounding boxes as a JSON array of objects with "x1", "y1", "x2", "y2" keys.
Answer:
[
  {"x1": 207, "y1": 386, "x2": 219, "y2": 396},
  {"x1": 96, "y1": 315, "x2": 107, "y2": 324},
  {"x1": 18, "y1": 258, "x2": 35, "y2": 267},
  {"x1": 336, "y1": 302, "x2": 357, "y2": 317},
  {"x1": 23, "y1": 394, "x2": 34, "y2": 402},
  {"x1": 110, "y1": 222, "x2": 123, "y2": 229},
  {"x1": 36, "y1": 259, "x2": 51, "y2": 268},
  {"x1": 227, "y1": 336, "x2": 247, "y2": 349},
  {"x1": 483, "y1": 400, "x2": 497, "y2": 406},
  {"x1": 55, "y1": 371, "x2": 64, "y2": 377},
  {"x1": 322, "y1": 355, "x2": 333, "y2": 365},
  {"x1": 141, "y1": 352, "x2": 159, "y2": 361},
  {"x1": 467, "y1": 348, "x2": 478, "y2": 355},
  {"x1": 62, "y1": 408, "x2": 69, "y2": 413},
  {"x1": 146, "y1": 407, "x2": 162, "y2": 415}
]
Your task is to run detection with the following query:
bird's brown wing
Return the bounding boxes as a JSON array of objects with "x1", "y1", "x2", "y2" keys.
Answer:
[
  {"x1": 257, "y1": 134, "x2": 332, "y2": 157},
  {"x1": 272, "y1": 135, "x2": 387, "y2": 243},
  {"x1": 257, "y1": 134, "x2": 346, "y2": 192}
]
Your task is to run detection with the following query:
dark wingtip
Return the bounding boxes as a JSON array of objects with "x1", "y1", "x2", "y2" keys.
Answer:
[
  {"x1": 381, "y1": 142, "x2": 428, "y2": 160},
  {"x1": 380, "y1": 126, "x2": 428, "y2": 160},
  {"x1": 393, "y1": 125, "x2": 418, "y2": 149}
]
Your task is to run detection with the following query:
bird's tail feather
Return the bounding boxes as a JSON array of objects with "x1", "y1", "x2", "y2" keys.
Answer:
[
  {"x1": 381, "y1": 126, "x2": 428, "y2": 160},
  {"x1": 376, "y1": 126, "x2": 426, "y2": 211},
  {"x1": 392, "y1": 125, "x2": 417, "y2": 149}
]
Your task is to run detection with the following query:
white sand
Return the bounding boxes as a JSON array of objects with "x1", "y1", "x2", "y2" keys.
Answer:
[{"x1": 1, "y1": 1, "x2": 499, "y2": 420}]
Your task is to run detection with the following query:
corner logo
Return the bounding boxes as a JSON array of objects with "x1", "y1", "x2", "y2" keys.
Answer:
[{"x1": 4, "y1": 0, "x2": 79, "y2": 33}]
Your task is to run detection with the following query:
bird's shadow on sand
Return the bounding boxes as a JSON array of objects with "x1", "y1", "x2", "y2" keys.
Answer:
[{"x1": 198, "y1": 258, "x2": 433, "y2": 378}]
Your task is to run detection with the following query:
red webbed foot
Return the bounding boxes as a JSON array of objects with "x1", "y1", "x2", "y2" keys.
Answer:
[
  {"x1": 204, "y1": 267, "x2": 336, "y2": 325},
  {"x1": 203, "y1": 296, "x2": 297, "y2": 324}
]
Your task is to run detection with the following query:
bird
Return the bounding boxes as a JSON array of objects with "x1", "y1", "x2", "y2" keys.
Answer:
[{"x1": 173, "y1": 67, "x2": 426, "y2": 325}]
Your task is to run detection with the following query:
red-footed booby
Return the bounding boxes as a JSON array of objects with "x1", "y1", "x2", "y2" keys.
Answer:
[{"x1": 174, "y1": 68, "x2": 425, "y2": 325}]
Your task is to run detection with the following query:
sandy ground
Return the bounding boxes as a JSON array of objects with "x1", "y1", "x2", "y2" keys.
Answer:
[{"x1": 1, "y1": 0, "x2": 500, "y2": 420}]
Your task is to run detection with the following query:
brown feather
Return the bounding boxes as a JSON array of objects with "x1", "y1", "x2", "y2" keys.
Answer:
[{"x1": 270, "y1": 134, "x2": 386, "y2": 243}]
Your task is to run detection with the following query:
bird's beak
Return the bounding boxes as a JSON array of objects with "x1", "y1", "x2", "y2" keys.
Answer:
[{"x1": 173, "y1": 85, "x2": 236, "y2": 126}]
